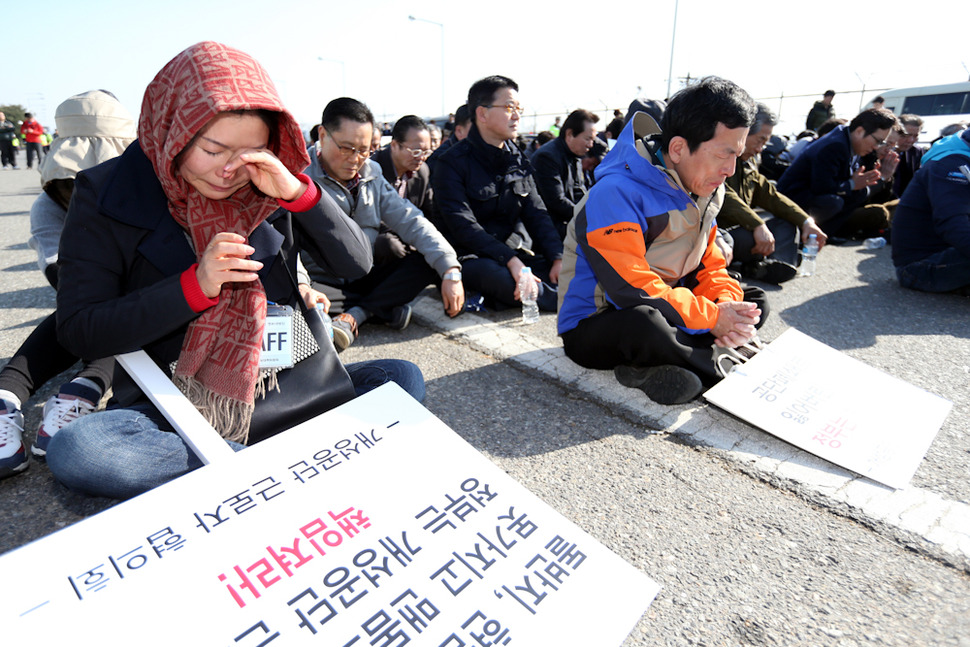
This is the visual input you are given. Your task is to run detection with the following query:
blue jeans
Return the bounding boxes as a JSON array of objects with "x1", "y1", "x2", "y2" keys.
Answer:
[
  {"x1": 895, "y1": 247, "x2": 970, "y2": 293},
  {"x1": 47, "y1": 359, "x2": 424, "y2": 500}
]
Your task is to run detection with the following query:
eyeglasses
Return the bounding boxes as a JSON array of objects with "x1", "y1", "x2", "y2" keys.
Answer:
[
  {"x1": 330, "y1": 137, "x2": 372, "y2": 160},
  {"x1": 868, "y1": 133, "x2": 888, "y2": 146},
  {"x1": 400, "y1": 145, "x2": 433, "y2": 160},
  {"x1": 485, "y1": 103, "x2": 525, "y2": 117}
]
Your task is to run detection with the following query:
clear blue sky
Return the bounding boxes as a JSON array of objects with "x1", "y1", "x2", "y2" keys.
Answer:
[{"x1": 6, "y1": 0, "x2": 965, "y2": 137}]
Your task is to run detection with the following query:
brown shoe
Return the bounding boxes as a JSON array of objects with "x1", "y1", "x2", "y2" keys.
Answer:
[{"x1": 331, "y1": 313, "x2": 358, "y2": 351}]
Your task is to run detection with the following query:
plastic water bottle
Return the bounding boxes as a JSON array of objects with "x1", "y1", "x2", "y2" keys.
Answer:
[
  {"x1": 518, "y1": 267, "x2": 540, "y2": 324},
  {"x1": 799, "y1": 234, "x2": 819, "y2": 277},
  {"x1": 863, "y1": 237, "x2": 887, "y2": 249},
  {"x1": 314, "y1": 302, "x2": 334, "y2": 339}
]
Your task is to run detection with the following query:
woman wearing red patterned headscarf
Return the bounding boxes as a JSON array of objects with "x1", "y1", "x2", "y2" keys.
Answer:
[{"x1": 47, "y1": 42, "x2": 424, "y2": 499}]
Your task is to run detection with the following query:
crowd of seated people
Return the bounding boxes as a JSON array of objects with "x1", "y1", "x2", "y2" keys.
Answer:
[{"x1": 3, "y1": 41, "x2": 963, "y2": 495}]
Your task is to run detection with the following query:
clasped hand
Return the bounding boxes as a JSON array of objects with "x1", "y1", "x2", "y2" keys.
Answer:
[{"x1": 711, "y1": 301, "x2": 761, "y2": 349}]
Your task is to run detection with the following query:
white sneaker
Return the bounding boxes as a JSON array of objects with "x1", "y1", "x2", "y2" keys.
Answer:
[
  {"x1": 714, "y1": 336, "x2": 766, "y2": 378},
  {"x1": 32, "y1": 391, "x2": 96, "y2": 458},
  {"x1": 0, "y1": 400, "x2": 28, "y2": 478}
]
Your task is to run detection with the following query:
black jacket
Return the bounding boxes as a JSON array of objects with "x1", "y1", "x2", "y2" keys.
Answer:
[
  {"x1": 431, "y1": 124, "x2": 562, "y2": 265},
  {"x1": 532, "y1": 137, "x2": 587, "y2": 230},
  {"x1": 56, "y1": 141, "x2": 372, "y2": 408}
]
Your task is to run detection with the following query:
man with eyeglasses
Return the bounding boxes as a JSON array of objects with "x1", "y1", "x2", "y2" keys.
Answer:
[
  {"x1": 777, "y1": 108, "x2": 899, "y2": 239},
  {"x1": 533, "y1": 108, "x2": 601, "y2": 240},
  {"x1": 893, "y1": 115, "x2": 925, "y2": 198},
  {"x1": 843, "y1": 121, "x2": 905, "y2": 236},
  {"x1": 302, "y1": 98, "x2": 464, "y2": 350},
  {"x1": 432, "y1": 75, "x2": 563, "y2": 313},
  {"x1": 372, "y1": 115, "x2": 435, "y2": 220}
]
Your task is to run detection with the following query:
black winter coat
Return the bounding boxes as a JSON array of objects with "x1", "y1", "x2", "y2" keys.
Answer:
[{"x1": 56, "y1": 141, "x2": 372, "y2": 409}]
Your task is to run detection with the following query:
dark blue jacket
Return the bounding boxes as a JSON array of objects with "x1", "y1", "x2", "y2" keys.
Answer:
[
  {"x1": 892, "y1": 134, "x2": 970, "y2": 267},
  {"x1": 56, "y1": 140, "x2": 371, "y2": 408},
  {"x1": 431, "y1": 124, "x2": 562, "y2": 265},
  {"x1": 777, "y1": 125, "x2": 862, "y2": 207}
]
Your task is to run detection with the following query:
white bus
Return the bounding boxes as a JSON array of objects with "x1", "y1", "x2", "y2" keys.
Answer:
[{"x1": 870, "y1": 82, "x2": 970, "y2": 144}]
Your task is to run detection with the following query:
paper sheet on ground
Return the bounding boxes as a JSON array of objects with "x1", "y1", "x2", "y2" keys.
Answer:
[
  {"x1": 704, "y1": 328, "x2": 951, "y2": 489},
  {"x1": 1, "y1": 383, "x2": 659, "y2": 646}
]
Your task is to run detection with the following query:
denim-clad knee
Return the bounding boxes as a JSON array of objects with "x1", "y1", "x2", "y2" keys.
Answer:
[
  {"x1": 346, "y1": 359, "x2": 425, "y2": 402},
  {"x1": 47, "y1": 406, "x2": 243, "y2": 500}
]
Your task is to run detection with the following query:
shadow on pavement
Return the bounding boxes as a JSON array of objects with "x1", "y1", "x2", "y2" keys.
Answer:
[
  {"x1": 0, "y1": 286, "x2": 55, "y2": 310},
  {"x1": 2, "y1": 262, "x2": 39, "y2": 273},
  {"x1": 780, "y1": 282, "x2": 969, "y2": 350}
]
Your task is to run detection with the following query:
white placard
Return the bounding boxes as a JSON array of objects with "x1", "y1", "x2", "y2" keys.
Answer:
[
  {"x1": 116, "y1": 351, "x2": 235, "y2": 464},
  {"x1": 704, "y1": 328, "x2": 952, "y2": 489},
  {"x1": 1, "y1": 384, "x2": 659, "y2": 646}
]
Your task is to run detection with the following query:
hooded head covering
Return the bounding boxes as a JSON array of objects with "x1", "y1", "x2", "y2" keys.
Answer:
[
  {"x1": 39, "y1": 90, "x2": 136, "y2": 208},
  {"x1": 139, "y1": 41, "x2": 310, "y2": 443}
]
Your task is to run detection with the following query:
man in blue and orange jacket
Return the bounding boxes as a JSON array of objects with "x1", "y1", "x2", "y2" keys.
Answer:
[{"x1": 558, "y1": 77, "x2": 768, "y2": 405}]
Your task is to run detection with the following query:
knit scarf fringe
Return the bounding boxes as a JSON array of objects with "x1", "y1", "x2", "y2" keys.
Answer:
[{"x1": 175, "y1": 369, "x2": 280, "y2": 445}]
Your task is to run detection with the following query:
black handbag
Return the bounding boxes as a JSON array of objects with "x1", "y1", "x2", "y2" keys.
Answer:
[{"x1": 247, "y1": 252, "x2": 357, "y2": 444}]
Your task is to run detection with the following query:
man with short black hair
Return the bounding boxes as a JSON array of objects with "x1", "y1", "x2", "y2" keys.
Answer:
[
  {"x1": 719, "y1": 103, "x2": 828, "y2": 283},
  {"x1": 533, "y1": 108, "x2": 600, "y2": 238},
  {"x1": 433, "y1": 75, "x2": 563, "y2": 313},
  {"x1": 372, "y1": 115, "x2": 434, "y2": 218},
  {"x1": 558, "y1": 77, "x2": 767, "y2": 404},
  {"x1": 777, "y1": 108, "x2": 899, "y2": 238},
  {"x1": 806, "y1": 90, "x2": 836, "y2": 131},
  {"x1": 303, "y1": 98, "x2": 464, "y2": 350}
]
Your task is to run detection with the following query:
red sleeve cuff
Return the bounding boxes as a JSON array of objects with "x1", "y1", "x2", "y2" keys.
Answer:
[
  {"x1": 181, "y1": 264, "x2": 219, "y2": 312},
  {"x1": 276, "y1": 173, "x2": 320, "y2": 212}
]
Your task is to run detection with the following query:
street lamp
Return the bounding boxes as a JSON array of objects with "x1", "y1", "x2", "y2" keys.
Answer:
[
  {"x1": 408, "y1": 14, "x2": 445, "y2": 118},
  {"x1": 666, "y1": 0, "x2": 679, "y2": 100},
  {"x1": 317, "y1": 57, "x2": 347, "y2": 95}
]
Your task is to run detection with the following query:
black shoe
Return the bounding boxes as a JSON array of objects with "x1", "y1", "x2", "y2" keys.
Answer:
[
  {"x1": 386, "y1": 304, "x2": 412, "y2": 330},
  {"x1": 826, "y1": 236, "x2": 849, "y2": 246},
  {"x1": 614, "y1": 365, "x2": 703, "y2": 405},
  {"x1": 741, "y1": 259, "x2": 797, "y2": 285}
]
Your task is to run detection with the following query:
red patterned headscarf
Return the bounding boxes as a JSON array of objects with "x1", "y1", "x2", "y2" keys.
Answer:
[{"x1": 138, "y1": 41, "x2": 310, "y2": 443}]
